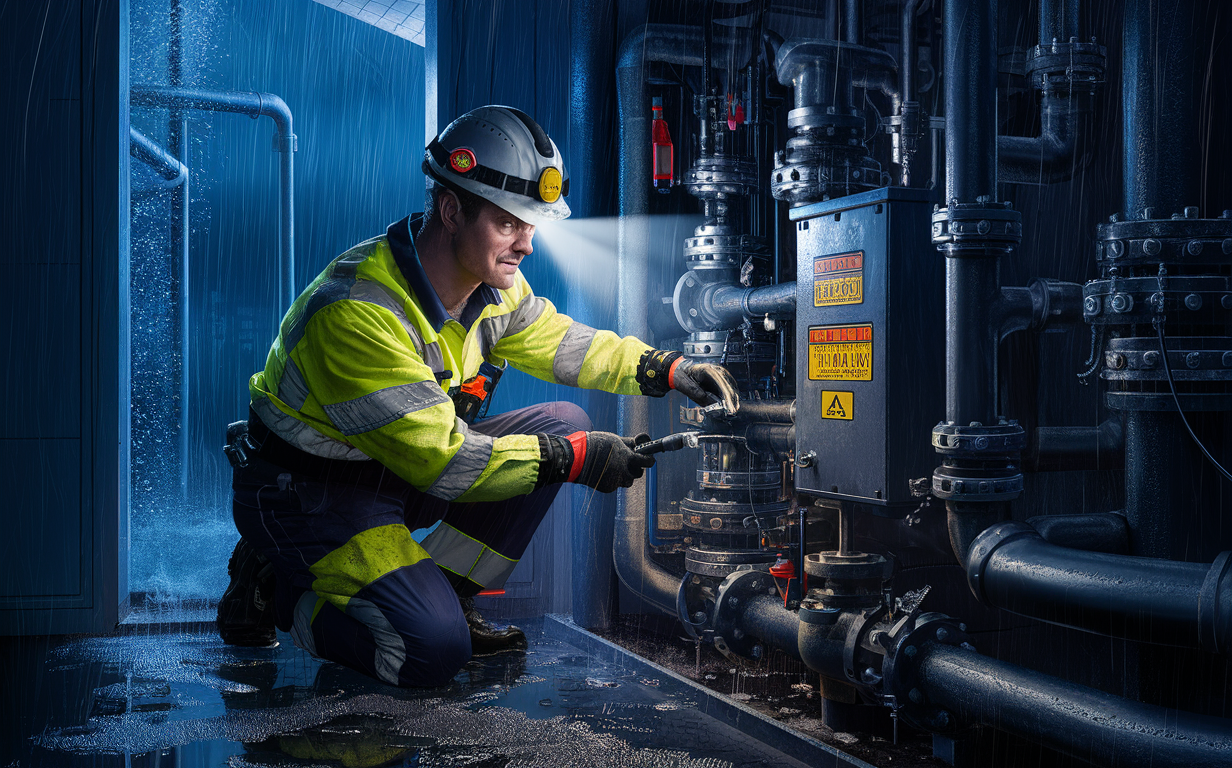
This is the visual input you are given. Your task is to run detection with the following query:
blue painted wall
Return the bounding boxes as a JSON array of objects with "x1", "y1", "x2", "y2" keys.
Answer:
[{"x1": 129, "y1": 0, "x2": 427, "y2": 597}]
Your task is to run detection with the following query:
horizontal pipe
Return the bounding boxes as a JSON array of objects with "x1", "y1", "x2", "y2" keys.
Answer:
[
  {"x1": 744, "y1": 423, "x2": 795, "y2": 457},
  {"x1": 918, "y1": 643, "x2": 1232, "y2": 768},
  {"x1": 742, "y1": 594, "x2": 804, "y2": 660},
  {"x1": 967, "y1": 522, "x2": 1232, "y2": 653},
  {"x1": 1026, "y1": 417, "x2": 1124, "y2": 472},
  {"x1": 998, "y1": 91, "x2": 1093, "y2": 185},
  {"x1": 129, "y1": 126, "x2": 187, "y2": 185},
  {"x1": 997, "y1": 278, "x2": 1084, "y2": 339},
  {"x1": 733, "y1": 399, "x2": 795, "y2": 424},
  {"x1": 705, "y1": 281, "x2": 797, "y2": 325},
  {"x1": 1025, "y1": 511, "x2": 1129, "y2": 554}
]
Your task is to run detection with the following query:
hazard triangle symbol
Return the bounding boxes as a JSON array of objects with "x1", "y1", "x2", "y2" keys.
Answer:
[{"x1": 826, "y1": 394, "x2": 847, "y2": 418}]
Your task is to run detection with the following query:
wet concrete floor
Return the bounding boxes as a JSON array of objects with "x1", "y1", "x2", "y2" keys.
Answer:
[{"x1": 0, "y1": 617, "x2": 819, "y2": 767}]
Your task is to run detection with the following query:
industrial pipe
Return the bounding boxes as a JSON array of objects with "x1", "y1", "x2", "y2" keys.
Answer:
[
  {"x1": 703, "y1": 281, "x2": 797, "y2": 327},
  {"x1": 129, "y1": 127, "x2": 187, "y2": 186},
  {"x1": 997, "y1": 278, "x2": 1085, "y2": 338},
  {"x1": 916, "y1": 643, "x2": 1232, "y2": 768},
  {"x1": 966, "y1": 522, "x2": 1232, "y2": 653},
  {"x1": 1025, "y1": 417, "x2": 1124, "y2": 472},
  {"x1": 610, "y1": 25, "x2": 754, "y2": 620},
  {"x1": 130, "y1": 85, "x2": 297, "y2": 312},
  {"x1": 775, "y1": 39, "x2": 901, "y2": 113},
  {"x1": 1025, "y1": 511, "x2": 1128, "y2": 553}
]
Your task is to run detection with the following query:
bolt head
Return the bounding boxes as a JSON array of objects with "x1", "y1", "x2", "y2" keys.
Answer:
[
  {"x1": 1188, "y1": 240, "x2": 1204, "y2": 256},
  {"x1": 904, "y1": 645, "x2": 918, "y2": 657},
  {"x1": 1110, "y1": 293, "x2": 1133, "y2": 313},
  {"x1": 936, "y1": 627, "x2": 950, "y2": 642},
  {"x1": 977, "y1": 220, "x2": 990, "y2": 235},
  {"x1": 1108, "y1": 352, "x2": 1127, "y2": 370},
  {"x1": 935, "y1": 711, "x2": 951, "y2": 728},
  {"x1": 1186, "y1": 352, "x2": 1202, "y2": 369},
  {"x1": 1185, "y1": 293, "x2": 1203, "y2": 311},
  {"x1": 1143, "y1": 350, "x2": 1160, "y2": 367},
  {"x1": 1142, "y1": 238, "x2": 1161, "y2": 256},
  {"x1": 1108, "y1": 240, "x2": 1125, "y2": 257},
  {"x1": 1222, "y1": 351, "x2": 1232, "y2": 368},
  {"x1": 1223, "y1": 295, "x2": 1232, "y2": 309},
  {"x1": 1185, "y1": 206, "x2": 1200, "y2": 218},
  {"x1": 1084, "y1": 296, "x2": 1101, "y2": 314}
]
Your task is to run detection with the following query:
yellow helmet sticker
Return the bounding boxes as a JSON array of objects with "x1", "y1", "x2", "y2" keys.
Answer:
[{"x1": 538, "y1": 167, "x2": 563, "y2": 203}]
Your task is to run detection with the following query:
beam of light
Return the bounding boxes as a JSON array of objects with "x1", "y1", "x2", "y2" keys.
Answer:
[{"x1": 534, "y1": 214, "x2": 706, "y2": 305}]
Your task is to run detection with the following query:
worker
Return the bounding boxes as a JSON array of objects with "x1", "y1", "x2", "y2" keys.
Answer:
[{"x1": 215, "y1": 106, "x2": 739, "y2": 688}]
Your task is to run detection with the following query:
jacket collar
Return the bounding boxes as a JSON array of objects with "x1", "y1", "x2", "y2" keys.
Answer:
[{"x1": 386, "y1": 215, "x2": 501, "y2": 332}]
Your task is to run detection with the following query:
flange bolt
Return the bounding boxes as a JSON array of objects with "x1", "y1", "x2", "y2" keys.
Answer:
[
  {"x1": 1142, "y1": 239, "x2": 1161, "y2": 256},
  {"x1": 1142, "y1": 350, "x2": 1160, "y2": 368},
  {"x1": 1110, "y1": 293, "x2": 1133, "y2": 313},
  {"x1": 1084, "y1": 296, "x2": 1101, "y2": 315},
  {"x1": 1185, "y1": 293, "x2": 1203, "y2": 311},
  {"x1": 1187, "y1": 240, "x2": 1204, "y2": 256},
  {"x1": 1186, "y1": 352, "x2": 1201, "y2": 369},
  {"x1": 1223, "y1": 351, "x2": 1232, "y2": 368}
]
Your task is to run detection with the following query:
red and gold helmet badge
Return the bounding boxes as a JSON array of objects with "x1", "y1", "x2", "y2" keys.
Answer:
[{"x1": 449, "y1": 147, "x2": 477, "y2": 173}]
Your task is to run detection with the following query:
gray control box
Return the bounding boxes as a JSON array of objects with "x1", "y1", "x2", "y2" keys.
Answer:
[{"x1": 792, "y1": 187, "x2": 942, "y2": 508}]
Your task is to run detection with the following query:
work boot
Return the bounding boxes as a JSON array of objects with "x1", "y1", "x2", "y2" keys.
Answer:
[
  {"x1": 217, "y1": 538, "x2": 277, "y2": 647},
  {"x1": 459, "y1": 596, "x2": 527, "y2": 654}
]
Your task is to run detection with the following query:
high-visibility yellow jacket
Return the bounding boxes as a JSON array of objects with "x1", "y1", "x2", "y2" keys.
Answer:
[{"x1": 249, "y1": 216, "x2": 652, "y2": 502}]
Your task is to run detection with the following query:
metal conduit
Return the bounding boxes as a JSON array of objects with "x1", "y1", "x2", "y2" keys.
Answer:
[{"x1": 130, "y1": 86, "x2": 297, "y2": 312}]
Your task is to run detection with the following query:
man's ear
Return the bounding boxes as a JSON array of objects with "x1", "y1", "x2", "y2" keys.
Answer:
[{"x1": 439, "y1": 189, "x2": 464, "y2": 235}]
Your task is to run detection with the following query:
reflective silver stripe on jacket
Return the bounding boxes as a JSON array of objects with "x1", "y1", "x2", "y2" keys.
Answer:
[
  {"x1": 424, "y1": 425, "x2": 495, "y2": 500},
  {"x1": 419, "y1": 522, "x2": 517, "y2": 588},
  {"x1": 552, "y1": 322, "x2": 599, "y2": 386},
  {"x1": 477, "y1": 294, "x2": 548, "y2": 358},
  {"x1": 252, "y1": 396, "x2": 369, "y2": 460},
  {"x1": 278, "y1": 358, "x2": 310, "y2": 411},
  {"x1": 322, "y1": 380, "x2": 451, "y2": 436}
]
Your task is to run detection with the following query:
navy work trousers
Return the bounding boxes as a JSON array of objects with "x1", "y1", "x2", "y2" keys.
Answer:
[{"x1": 231, "y1": 401, "x2": 591, "y2": 687}]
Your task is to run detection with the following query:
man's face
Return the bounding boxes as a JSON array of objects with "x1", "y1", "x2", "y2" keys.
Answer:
[{"x1": 452, "y1": 199, "x2": 535, "y2": 291}]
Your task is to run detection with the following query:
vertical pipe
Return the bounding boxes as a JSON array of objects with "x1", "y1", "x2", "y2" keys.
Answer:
[
  {"x1": 944, "y1": 0, "x2": 998, "y2": 205},
  {"x1": 943, "y1": 0, "x2": 1000, "y2": 428},
  {"x1": 168, "y1": 0, "x2": 190, "y2": 494},
  {"x1": 842, "y1": 0, "x2": 861, "y2": 45},
  {"x1": 1122, "y1": 0, "x2": 1199, "y2": 219},
  {"x1": 1040, "y1": 0, "x2": 1080, "y2": 44}
]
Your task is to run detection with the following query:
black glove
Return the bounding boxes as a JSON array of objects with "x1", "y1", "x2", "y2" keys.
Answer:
[
  {"x1": 637, "y1": 350, "x2": 740, "y2": 415},
  {"x1": 536, "y1": 431, "x2": 655, "y2": 493}
]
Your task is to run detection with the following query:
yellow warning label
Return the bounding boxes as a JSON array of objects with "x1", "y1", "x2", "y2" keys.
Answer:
[
  {"x1": 808, "y1": 324, "x2": 873, "y2": 381},
  {"x1": 814, "y1": 251, "x2": 864, "y2": 307},
  {"x1": 822, "y1": 390, "x2": 854, "y2": 420}
]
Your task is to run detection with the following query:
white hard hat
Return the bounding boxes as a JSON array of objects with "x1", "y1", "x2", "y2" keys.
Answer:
[{"x1": 423, "y1": 106, "x2": 571, "y2": 225}]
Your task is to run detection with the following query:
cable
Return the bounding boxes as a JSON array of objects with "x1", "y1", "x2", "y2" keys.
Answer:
[{"x1": 1154, "y1": 318, "x2": 1232, "y2": 484}]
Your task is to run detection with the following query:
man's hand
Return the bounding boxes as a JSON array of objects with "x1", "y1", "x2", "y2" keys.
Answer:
[
  {"x1": 536, "y1": 431, "x2": 655, "y2": 492},
  {"x1": 636, "y1": 349, "x2": 740, "y2": 416},
  {"x1": 669, "y1": 358, "x2": 740, "y2": 416}
]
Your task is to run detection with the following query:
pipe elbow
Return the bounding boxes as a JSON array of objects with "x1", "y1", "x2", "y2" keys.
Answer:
[{"x1": 256, "y1": 92, "x2": 294, "y2": 138}]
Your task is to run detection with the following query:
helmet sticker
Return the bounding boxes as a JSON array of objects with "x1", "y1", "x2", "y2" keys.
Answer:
[
  {"x1": 449, "y1": 148, "x2": 477, "y2": 173},
  {"x1": 538, "y1": 167, "x2": 563, "y2": 203}
]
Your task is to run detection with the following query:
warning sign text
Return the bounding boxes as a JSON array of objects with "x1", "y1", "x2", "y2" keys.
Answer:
[{"x1": 808, "y1": 324, "x2": 874, "y2": 381}]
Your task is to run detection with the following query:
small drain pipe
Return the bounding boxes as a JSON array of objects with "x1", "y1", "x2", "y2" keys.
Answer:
[
  {"x1": 916, "y1": 643, "x2": 1232, "y2": 767},
  {"x1": 130, "y1": 86, "x2": 297, "y2": 312},
  {"x1": 129, "y1": 127, "x2": 187, "y2": 186}
]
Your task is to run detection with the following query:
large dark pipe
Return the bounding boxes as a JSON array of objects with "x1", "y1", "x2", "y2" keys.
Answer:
[
  {"x1": 1026, "y1": 511, "x2": 1129, "y2": 553},
  {"x1": 967, "y1": 522, "x2": 1232, "y2": 653},
  {"x1": 899, "y1": 0, "x2": 923, "y2": 106},
  {"x1": 1123, "y1": 0, "x2": 1199, "y2": 219},
  {"x1": 942, "y1": 0, "x2": 999, "y2": 426},
  {"x1": 131, "y1": 86, "x2": 297, "y2": 312},
  {"x1": 569, "y1": 0, "x2": 619, "y2": 630},
  {"x1": 741, "y1": 594, "x2": 804, "y2": 660},
  {"x1": 917, "y1": 643, "x2": 1232, "y2": 768}
]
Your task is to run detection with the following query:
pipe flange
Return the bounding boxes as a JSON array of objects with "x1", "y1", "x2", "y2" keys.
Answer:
[
  {"x1": 681, "y1": 498, "x2": 791, "y2": 532},
  {"x1": 683, "y1": 155, "x2": 760, "y2": 200},
  {"x1": 805, "y1": 551, "x2": 894, "y2": 582},
  {"x1": 683, "y1": 230, "x2": 768, "y2": 268},
  {"x1": 931, "y1": 202, "x2": 1023, "y2": 254},
  {"x1": 881, "y1": 612, "x2": 974, "y2": 732},
  {"x1": 931, "y1": 465, "x2": 1024, "y2": 502},
  {"x1": 711, "y1": 569, "x2": 781, "y2": 658},
  {"x1": 1083, "y1": 277, "x2": 1232, "y2": 325},
  {"x1": 1101, "y1": 336, "x2": 1232, "y2": 382},
  {"x1": 686, "y1": 549, "x2": 778, "y2": 579},
  {"x1": 771, "y1": 143, "x2": 886, "y2": 205},
  {"x1": 932, "y1": 421, "x2": 1026, "y2": 457},
  {"x1": 787, "y1": 105, "x2": 865, "y2": 132},
  {"x1": 1025, "y1": 39, "x2": 1106, "y2": 93},
  {"x1": 963, "y1": 521, "x2": 1039, "y2": 603},
  {"x1": 1096, "y1": 212, "x2": 1232, "y2": 268}
]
